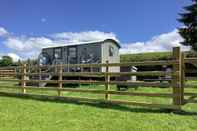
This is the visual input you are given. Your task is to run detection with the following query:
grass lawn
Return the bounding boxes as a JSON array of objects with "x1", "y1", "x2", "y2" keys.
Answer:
[{"x1": 0, "y1": 81, "x2": 197, "y2": 131}]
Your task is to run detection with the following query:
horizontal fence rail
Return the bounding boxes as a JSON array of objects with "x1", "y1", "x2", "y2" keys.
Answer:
[
  {"x1": 0, "y1": 71, "x2": 173, "y2": 76},
  {"x1": 21, "y1": 60, "x2": 177, "y2": 69},
  {"x1": 0, "y1": 69, "x2": 16, "y2": 78},
  {"x1": 184, "y1": 58, "x2": 197, "y2": 64},
  {"x1": 0, "y1": 79, "x2": 171, "y2": 88}
]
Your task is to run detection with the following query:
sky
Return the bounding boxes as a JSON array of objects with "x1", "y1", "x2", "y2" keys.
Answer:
[{"x1": 0, "y1": 0, "x2": 193, "y2": 61}]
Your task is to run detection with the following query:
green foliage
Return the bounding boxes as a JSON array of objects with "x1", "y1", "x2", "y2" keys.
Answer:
[
  {"x1": 178, "y1": 0, "x2": 197, "y2": 50},
  {"x1": 0, "y1": 56, "x2": 13, "y2": 66}
]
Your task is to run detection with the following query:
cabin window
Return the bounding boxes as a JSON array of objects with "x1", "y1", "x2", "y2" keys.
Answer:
[
  {"x1": 39, "y1": 52, "x2": 51, "y2": 65},
  {"x1": 109, "y1": 46, "x2": 114, "y2": 57},
  {"x1": 68, "y1": 47, "x2": 77, "y2": 58},
  {"x1": 54, "y1": 48, "x2": 62, "y2": 59}
]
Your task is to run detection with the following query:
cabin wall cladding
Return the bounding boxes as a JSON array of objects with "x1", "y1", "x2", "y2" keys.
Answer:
[{"x1": 101, "y1": 41, "x2": 120, "y2": 72}]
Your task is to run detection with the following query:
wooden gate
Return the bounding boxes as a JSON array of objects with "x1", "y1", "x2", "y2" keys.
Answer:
[{"x1": 183, "y1": 57, "x2": 197, "y2": 104}]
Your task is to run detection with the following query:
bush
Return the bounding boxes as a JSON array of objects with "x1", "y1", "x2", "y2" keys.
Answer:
[{"x1": 0, "y1": 56, "x2": 13, "y2": 67}]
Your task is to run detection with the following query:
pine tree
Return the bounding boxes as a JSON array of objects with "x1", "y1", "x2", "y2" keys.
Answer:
[{"x1": 178, "y1": 0, "x2": 197, "y2": 50}]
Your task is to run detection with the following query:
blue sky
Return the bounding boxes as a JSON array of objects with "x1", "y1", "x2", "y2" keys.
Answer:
[{"x1": 0, "y1": 0, "x2": 192, "y2": 60}]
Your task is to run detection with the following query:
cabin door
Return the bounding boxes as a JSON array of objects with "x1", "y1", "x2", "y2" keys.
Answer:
[{"x1": 67, "y1": 46, "x2": 77, "y2": 64}]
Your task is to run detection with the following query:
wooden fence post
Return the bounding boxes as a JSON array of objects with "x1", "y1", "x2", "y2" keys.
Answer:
[
  {"x1": 180, "y1": 52, "x2": 186, "y2": 105},
  {"x1": 105, "y1": 60, "x2": 110, "y2": 100},
  {"x1": 22, "y1": 64, "x2": 27, "y2": 94},
  {"x1": 58, "y1": 64, "x2": 63, "y2": 96},
  {"x1": 39, "y1": 65, "x2": 42, "y2": 87},
  {"x1": 172, "y1": 47, "x2": 182, "y2": 107},
  {"x1": 14, "y1": 67, "x2": 17, "y2": 79}
]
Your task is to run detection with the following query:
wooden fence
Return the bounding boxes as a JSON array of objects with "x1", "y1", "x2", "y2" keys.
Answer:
[
  {"x1": 0, "y1": 46, "x2": 195, "y2": 110},
  {"x1": 0, "y1": 68, "x2": 16, "y2": 78}
]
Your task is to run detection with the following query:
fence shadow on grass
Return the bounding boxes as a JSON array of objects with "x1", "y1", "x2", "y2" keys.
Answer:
[{"x1": 0, "y1": 91, "x2": 197, "y2": 115}]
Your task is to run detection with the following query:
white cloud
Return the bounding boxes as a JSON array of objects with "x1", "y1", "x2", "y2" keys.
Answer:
[
  {"x1": 0, "y1": 27, "x2": 8, "y2": 37},
  {"x1": 52, "y1": 31, "x2": 117, "y2": 43},
  {"x1": 5, "y1": 36, "x2": 53, "y2": 51},
  {"x1": 0, "y1": 26, "x2": 191, "y2": 60},
  {"x1": 7, "y1": 53, "x2": 21, "y2": 62},
  {"x1": 3, "y1": 37, "x2": 54, "y2": 59},
  {"x1": 120, "y1": 29, "x2": 190, "y2": 54},
  {"x1": 3, "y1": 31, "x2": 117, "y2": 59}
]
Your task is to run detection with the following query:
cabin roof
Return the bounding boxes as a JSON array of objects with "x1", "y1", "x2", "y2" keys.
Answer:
[{"x1": 43, "y1": 39, "x2": 121, "y2": 49}]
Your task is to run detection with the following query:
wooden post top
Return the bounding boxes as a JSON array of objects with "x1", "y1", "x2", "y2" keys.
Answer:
[
  {"x1": 23, "y1": 63, "x2": 27, "y2": 67},
  {"x1": 173, "y1": 47, "x2": 181, "y2": 60},
  {"x1": 173, "y1": 46, "x2": 181, "y2": 50}
]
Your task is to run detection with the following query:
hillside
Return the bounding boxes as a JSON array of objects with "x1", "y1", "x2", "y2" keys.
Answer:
[{"x1": 120, "y1": 51, "x2": 197, "y2": 62}]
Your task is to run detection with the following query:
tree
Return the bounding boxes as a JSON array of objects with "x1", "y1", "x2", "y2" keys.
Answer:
[
  {"x1": 0, "y1": 56, "x2": 13, "y2": 66},
  {"x1": 178, "y1": 0, "x2": 197, "y2": 50}
]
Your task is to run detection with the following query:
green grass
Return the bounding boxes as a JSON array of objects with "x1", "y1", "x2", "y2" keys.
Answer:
[
  {"x1": 120, "y1": 51, "x2": 197, "y2": 62},
  {"x1": 0, "y1": 81, "x2": 197, "y2": 131},
  {"x1": 120, "y1": 52, "x2": 172, "y2": 62}
]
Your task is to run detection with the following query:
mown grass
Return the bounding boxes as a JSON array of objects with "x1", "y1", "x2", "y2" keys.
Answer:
[{"x1": 0, "y1": 81, "x2": 197, "y2": 131}]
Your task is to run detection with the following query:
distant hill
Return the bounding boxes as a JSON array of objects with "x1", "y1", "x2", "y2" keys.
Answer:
[{"x1": 120, "y1": 51, "x2": 197, "y2": 62}]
